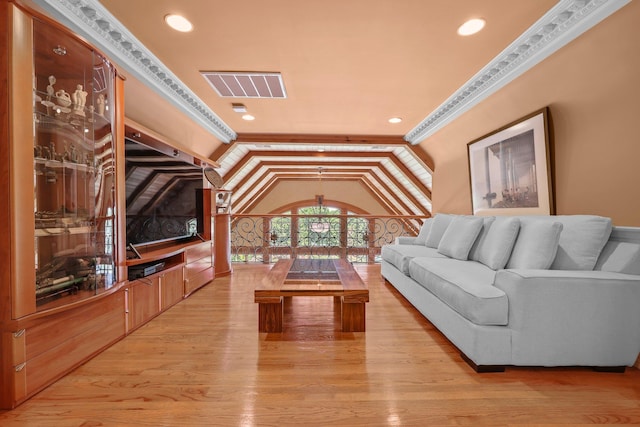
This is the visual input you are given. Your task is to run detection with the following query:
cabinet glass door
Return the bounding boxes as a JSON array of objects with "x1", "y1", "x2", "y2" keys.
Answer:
[{"x1": 32, "y1": 18, "x2": 117, "y2": 309}]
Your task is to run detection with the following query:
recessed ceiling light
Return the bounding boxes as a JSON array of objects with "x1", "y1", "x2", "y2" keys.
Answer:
[
  {"x1": 388, "y1": 117, "x2": 402, "y2": 124},
  {"x1": 241, "y1": 114, "x2": 255, "y2": 121},
  {"x1": 458, "y1": 18, "x2": 485, "y2": 36},
  {"x1": 165, "y1": 14, "x2": 193, "y2": 32}
]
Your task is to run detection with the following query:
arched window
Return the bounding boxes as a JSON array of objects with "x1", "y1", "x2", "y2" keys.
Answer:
[
  {"x1": 297, "y1": 205, "x2": 340, "y2": 251},
  {"x1": 262, "y1": 201, "x2": 373, "y2": 262}
]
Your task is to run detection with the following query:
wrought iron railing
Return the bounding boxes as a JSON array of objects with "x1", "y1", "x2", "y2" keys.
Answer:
[{"x1": 230, "y1": 214, "x2": 429, "y2": 264}]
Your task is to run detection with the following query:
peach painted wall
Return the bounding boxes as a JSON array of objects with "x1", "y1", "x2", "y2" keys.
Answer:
[
  {"x1": 249, "y1": 179, "x2": 389, "y2": 214},
  {"x1": 421, "y1": 2, "x2": 640, "y2": 227}
]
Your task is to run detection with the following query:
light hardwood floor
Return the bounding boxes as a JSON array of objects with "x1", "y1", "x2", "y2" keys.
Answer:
[{"x1": 1, "y1": 263, "x2": 639, "y2": 426}]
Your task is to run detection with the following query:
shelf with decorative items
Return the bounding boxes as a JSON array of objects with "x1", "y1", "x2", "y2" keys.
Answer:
[
  {"x1": 29, "y1": 16, "x2": 119, "y2": 312},
  {"x1": 0, "y1": 1, "x2": 127, "y2": 409}
]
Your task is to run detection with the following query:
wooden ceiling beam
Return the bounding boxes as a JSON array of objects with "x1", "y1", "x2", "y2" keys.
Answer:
[
  {"x1": 225, "y1": 148, "x2": 431, "y2": 216},
  {"x1": 361, "y1": 174, "x2": 418, "y2": 216},
  {"x1": 222, "y1": 150, "x2": 261, "y2": 182},
  {"x1": 239, "y1": 150, "x2": 392, "y2": 159},
  {"x1": 258, "y1": 160, "x2": 381, "y2": 167},
  {"x1": 407, "y1": 144, "x2": 435, "y2": 172},
  {"x1": 258, "y1": 157, "x2": 432, "y2": 201},
  {"x1": 232, "y1": 163, "x2": 428, "y2": 216},
  {"x1": 359, "y1": 176, "x2": 406, "y2": 216},
  {"x1": 386, "y1": 153, "x2": 432, "y2": 200},
  {"x1": 233, "y1": 174, "x2": 371, "y2": 213},
  {"x1": 210, "y1": 139, "x2": 237, "y2": 164},
  {"x1": 234, "y1": 133, "x2": 408, "y2": 145},
  {"x1": 237, "y1": 175, "x2": 283, "y2": 213},
  {"x1": 229, "y1": 160, "x2": 383, "y2": 197},
  {"x1": 232, "y1": 169, "x2": 401, "y2": 214},
  {"x1": 222, "y1": 150, "x2": 387, "y2": 183},
  {"x1": 237, "y1": 175, "x2": 379, "y2": 215},
  {"x1": 373, "y1": 166, "x2": 431, "y2": 216},
  {"x1": 231, "y1": 167, "x2": 274, "y2": 213}
]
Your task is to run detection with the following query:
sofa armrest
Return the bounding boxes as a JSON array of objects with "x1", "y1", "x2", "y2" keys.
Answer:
[
  {"x1": 395, "y1": 236, "x2": 417, "y2": 245},
  {"x1": 493, "y1": 269, "x2": 640, "y2": 365}
]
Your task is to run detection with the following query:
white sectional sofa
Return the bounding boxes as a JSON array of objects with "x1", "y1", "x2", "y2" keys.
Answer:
[{"x1": 380, "y1": 214, "x2": 640, "y2": 372}]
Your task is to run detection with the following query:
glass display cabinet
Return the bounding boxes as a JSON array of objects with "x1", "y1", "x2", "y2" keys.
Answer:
[{"x1": 31, "y1": 17, "x2": 117, "y2": 310}]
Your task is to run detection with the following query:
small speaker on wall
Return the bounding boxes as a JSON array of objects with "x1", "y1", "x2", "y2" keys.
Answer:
[{"x1": 204, "y1": 167, "x2": 223, "y2": 189}]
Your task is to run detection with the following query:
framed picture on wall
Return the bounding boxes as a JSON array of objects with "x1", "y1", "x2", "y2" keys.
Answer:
[{"x1": 467, "y1": 107, "x2": 554, "y2": 216}]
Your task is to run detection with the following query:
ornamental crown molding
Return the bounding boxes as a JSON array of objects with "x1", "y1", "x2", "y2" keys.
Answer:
[
  {"x1": 33, "y1": 0, "x2": 628, "y2": 146},
  {"x1": 405, "y1": 0, "x2": 630, "y2": 145},
  {"x1": 34, "y1": 0, "x2": 237, "y2": 143}
]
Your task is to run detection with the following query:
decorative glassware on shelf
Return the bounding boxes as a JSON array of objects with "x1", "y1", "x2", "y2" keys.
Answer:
[{"x1": 32, "y1": 18, "x2": 117, "y2": 309}]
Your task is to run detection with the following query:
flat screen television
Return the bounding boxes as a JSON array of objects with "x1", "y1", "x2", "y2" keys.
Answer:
[{"x1": 124, "y1": 138, "x2": 205, "y2": 247}]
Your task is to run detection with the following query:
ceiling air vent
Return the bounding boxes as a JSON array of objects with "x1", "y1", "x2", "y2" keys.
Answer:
[{"x1": 201, "y1": 71, "x2": 287, "y2": 99}]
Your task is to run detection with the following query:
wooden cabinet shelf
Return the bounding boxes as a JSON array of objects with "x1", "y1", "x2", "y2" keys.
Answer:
[
  {"x1": 0, "y1": 1, "x2": 220, "y2": 409},
  {"x1": 127, "y1": 237, "x2": 204, "y2": 267},
  {"x1": 0, "y1": 2, "x2": 125, "y2": 409}
]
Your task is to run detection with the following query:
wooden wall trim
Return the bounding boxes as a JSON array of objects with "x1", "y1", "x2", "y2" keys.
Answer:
[
  {"x1": 0, "y1": 0, "x2": 12, "y2": 321},
  {"x1": 9, "y1": 3, "x2": 36, "y2": 318},
  {"x1": 408, "y1": 144, "x2": 434, "y2": 173},
  {"x1": 234, "y1": 133, "x2": 408, "y2": 145},
  {"x1": 114, "y1": 75, "x2": 127, "y2": 284}
]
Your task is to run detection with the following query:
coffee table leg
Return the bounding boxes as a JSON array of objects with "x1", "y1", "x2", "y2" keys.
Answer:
[
  {"x1": 341, "y1": 299, "x2": 366, "y2": 332},
  {"x1": 258, "y1": 297, "x2": 283, "y2": 332}
]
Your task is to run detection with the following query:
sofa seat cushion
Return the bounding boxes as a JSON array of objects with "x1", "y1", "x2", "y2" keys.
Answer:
[
  {"x1": 408, "y1": 258, "x2": 508, "y2": 326},
  {"x1": 381, "y1": 244, "x2": 445, "y2": 275}
]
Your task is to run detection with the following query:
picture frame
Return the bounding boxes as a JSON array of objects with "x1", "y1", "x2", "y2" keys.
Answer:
[{"x1": 467, "y1": 107, "x2": 554, "y2": 216}]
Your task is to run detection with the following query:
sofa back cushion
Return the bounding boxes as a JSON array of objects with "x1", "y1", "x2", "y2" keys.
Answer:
[
  {"x1": 548, "y1": 215, "x2": 612, "y2": 271},
  {"x1": 425, "y1": 214, "x2": 454, "y2": 248},
  {"x1": 475, "y1": 217, "x2": 521, "y2": 270},
  {"x1": 594, "y1": 227, "x2": 640, "y2": 275},
  {"x1": 413, "y1": 218, "x2": 433, "y2": 246},
  {"x1": 595, "y1": 241, "x2": 640, "y2": 275},
  {"x1": 507, "y1": 221, "x2": 563, "y2": 269},
  {"x1": 468, "y1": 216, "x2": 496, "y2": 261},
  {"x1": 437, "y1": 216, "x2": 484, "y2": 260}
]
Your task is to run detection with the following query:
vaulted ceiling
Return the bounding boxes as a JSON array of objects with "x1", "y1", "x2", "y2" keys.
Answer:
[
  {"x1": 35, "y1": 0, "x2": 621, "y2": 215},
  {"x1": 211, "y1": 134, "x2": 434, "y2": 215}
]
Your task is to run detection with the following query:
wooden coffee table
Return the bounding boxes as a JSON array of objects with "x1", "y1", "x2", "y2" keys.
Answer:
[{"x1": 254, "y1": 258, "x2": 369, "y2": 333}]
